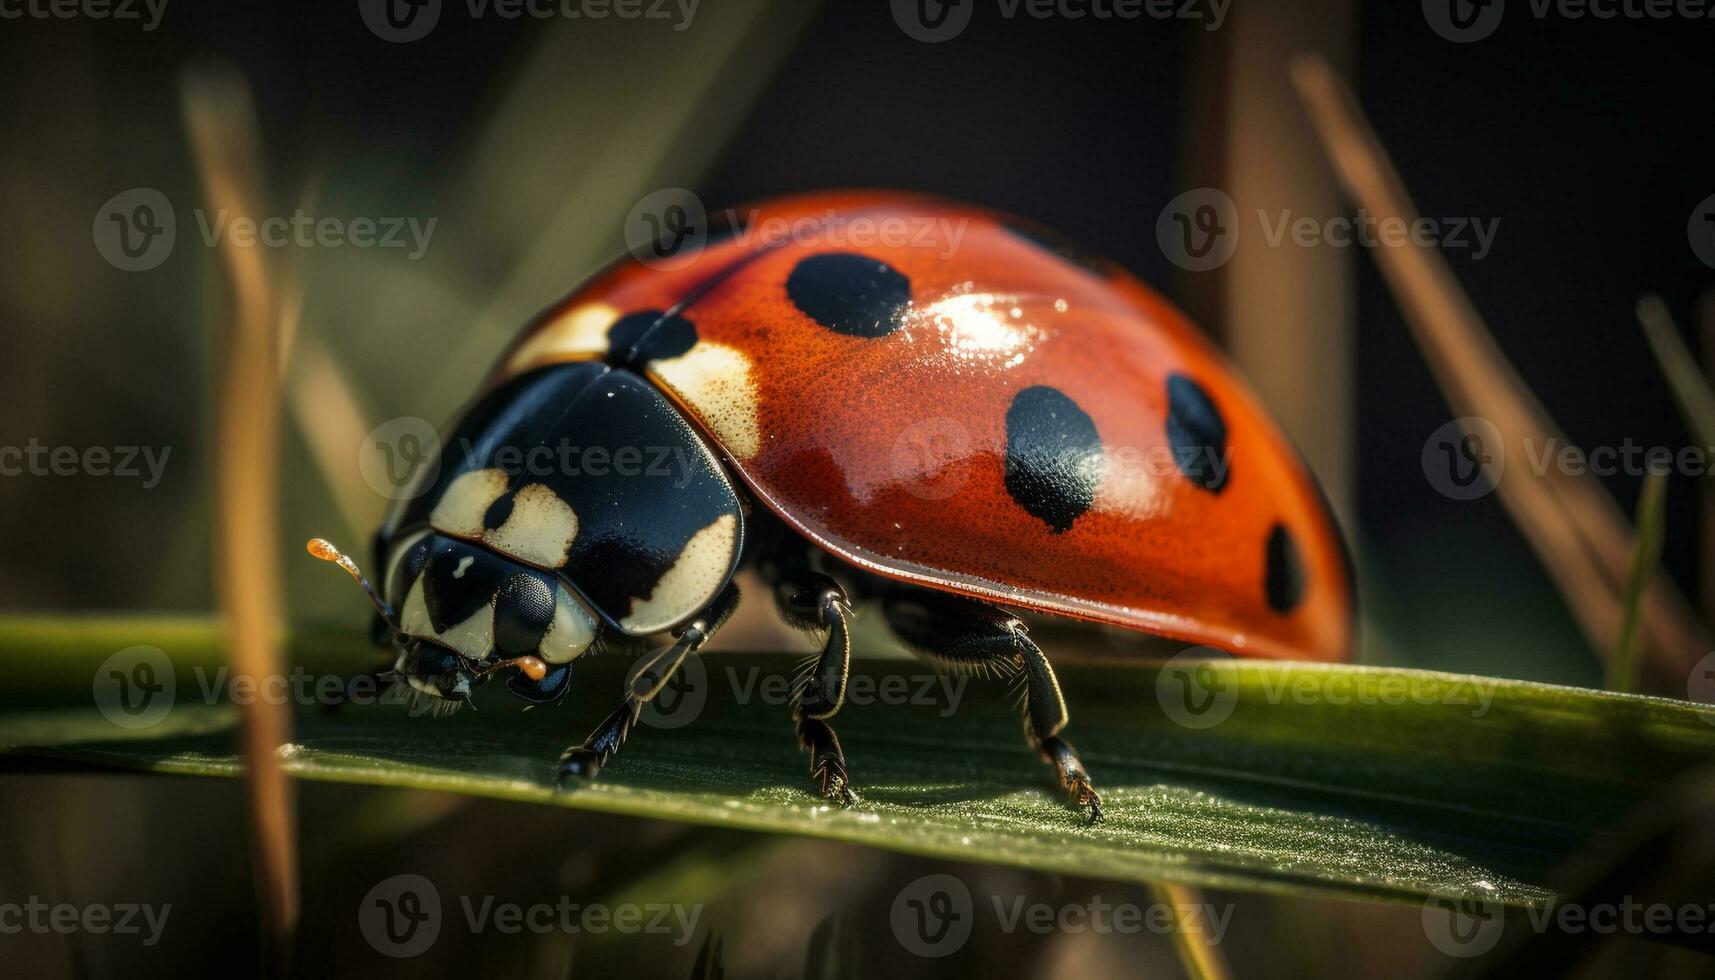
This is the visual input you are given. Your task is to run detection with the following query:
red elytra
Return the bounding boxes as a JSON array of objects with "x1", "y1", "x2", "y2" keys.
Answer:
[{"x1": 496, "y1": 191, "x2": 1354, "y2": 664}]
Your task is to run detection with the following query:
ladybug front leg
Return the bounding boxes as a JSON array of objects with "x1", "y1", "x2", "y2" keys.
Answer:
[
  {"x1": 556, "y1": 584, "x2": 739, "y2": 786},
  {"x1": 883, "y1": 589, "x2": 1103, "y2": 822}
]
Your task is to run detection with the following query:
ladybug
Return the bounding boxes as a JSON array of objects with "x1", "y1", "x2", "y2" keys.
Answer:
[{"x1": 310, "y1": 191, "x2": 1354, "y2": 821}]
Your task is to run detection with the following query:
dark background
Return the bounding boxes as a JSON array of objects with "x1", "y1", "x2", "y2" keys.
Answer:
[
  {"x1": 4, "y1": 1, "x2": 1710, "y2": 687},
  {"x1": 1, "y1": 3, "x2": 1713, "y2": 976}
]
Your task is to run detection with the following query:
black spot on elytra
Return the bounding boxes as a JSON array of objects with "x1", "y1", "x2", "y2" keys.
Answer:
[
  {"x1": 1265, "y1": 523, "x2": 1306, "y2": 613},
  {"x1": 1001, "y1": 218, "x2": 1111, "y2": 276},
  {"x1": 607, "y1": 310, "x2": 698, "y2": 366},
  {"x1": 1004, "y1": 386, "x2": 1106, "y2": 533},
  {"x1": 786, "y1": 252, "x2": 911, "y2": 338},
  {"x1": 481, "y1": 492, "x2": 514, "y2": 532},
  {"x1": 1166, "y1": 373, "x2": 1229, "y2": 493},
  {"x1": 493, "y1": 573, "x2": 556, "y2": 658}
]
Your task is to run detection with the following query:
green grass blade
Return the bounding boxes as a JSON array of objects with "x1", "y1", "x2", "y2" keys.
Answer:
[
  {"x1": 4, "y1": 616, "x2": 1715, "y2": 909},
  {"x1": 1608, "y1": 471, "x2": 1669, "y2": 693}
]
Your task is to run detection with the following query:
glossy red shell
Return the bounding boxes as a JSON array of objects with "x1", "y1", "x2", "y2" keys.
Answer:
[{"x1": 497, "y1": 192, "x2": 1354, "y2": 662}]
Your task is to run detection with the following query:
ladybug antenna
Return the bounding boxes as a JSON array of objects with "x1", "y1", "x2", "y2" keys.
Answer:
[{"x1": 305, "y1": 537, "x2": 398, "y2": 627}]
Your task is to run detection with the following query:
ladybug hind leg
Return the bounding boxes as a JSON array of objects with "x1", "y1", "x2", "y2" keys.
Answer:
[
  {"x1": 556, "y1": 583, "x2": 740, "y2": 787},
  {"x1": 882, "y1": 589, "x2": 1103, "y2": 822}
]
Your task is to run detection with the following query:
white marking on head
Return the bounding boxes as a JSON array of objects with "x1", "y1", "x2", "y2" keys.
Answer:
[
  {"x1": 452, "y1": 555, "x2": 474, "y2": 579},
  {"x1": 398, "y1": 578, "x2": 494, "y2": 661},
  {"x1": 483, "y1": 483, "x2": 579, "y2": 568},
  {"x1": 430, "y1": 468, "x2": 509, "y2": 538},
  {"x1": 620, "y1": 513, "x2": 738, "y2": 633},
  {"x1": 648, "y1": 342, "x2": 761, "y2": 459},
  {"x1": 506, "y1": 301, "x2": 618, "y2": 373},
  {"x1": 539, "y1": 585, "x2": 599, "y2": 664}
]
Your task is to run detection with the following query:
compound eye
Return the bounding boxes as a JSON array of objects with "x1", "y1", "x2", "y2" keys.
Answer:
[{"x1": 493, "y1": 573, "x2": 556, "y2": 659}]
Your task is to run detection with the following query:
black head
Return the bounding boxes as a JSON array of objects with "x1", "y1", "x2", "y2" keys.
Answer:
[{"x1": 308, "y1": 533, "x2": 597, "y2": 705}]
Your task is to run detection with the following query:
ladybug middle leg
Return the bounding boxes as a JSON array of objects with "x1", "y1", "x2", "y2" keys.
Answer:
[
  {"x1": 556, "y1": 583, "x2": 740, "y2": 786},
  {"x1": 883, "y1": 588, "x2": 1103, "y2": 822},
  {"x1": 775, "y1": 573, "x2": 859, "y2": 806},
  {"x1": 756, "y1": 530, "x2": 859, "y2": 805}
]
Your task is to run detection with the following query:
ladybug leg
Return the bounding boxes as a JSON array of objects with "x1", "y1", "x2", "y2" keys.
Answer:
[
  {"x1": 883, "y1": 590, "x2": 1103, "y2": 822},
  {"x1": 556, "y1": 585, "x2": 739, "y2": 787},
  {"x1": 755, "y1": 524, "x2": 860, "y2": 804},
  {"x1": 779, "y1": 576, "x2": 858, "y2": 805}
]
